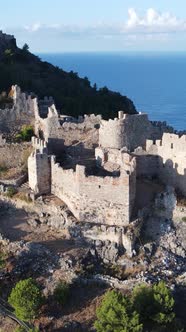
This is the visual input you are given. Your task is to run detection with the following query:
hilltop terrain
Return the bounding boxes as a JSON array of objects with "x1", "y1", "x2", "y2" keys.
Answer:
[
  {"x1": 0, "y1": 31, "x2": 185, "y2": 332},
  {"x1": 0, "y1": 31, "x2": 136, "y2": 118}
]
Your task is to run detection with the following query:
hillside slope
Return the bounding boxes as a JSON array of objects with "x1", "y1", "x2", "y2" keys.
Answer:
[{"x1": 0, "y1": 31, "x2": 137, "y2": 118}]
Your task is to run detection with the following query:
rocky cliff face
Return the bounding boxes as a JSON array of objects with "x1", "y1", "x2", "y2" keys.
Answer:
[{"x1": 0, "y1": 31, "x2": 16, "y2": 56}]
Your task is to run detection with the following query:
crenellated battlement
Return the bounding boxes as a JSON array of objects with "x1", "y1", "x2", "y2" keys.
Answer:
[
  {"x1": 28, "y1": 143, "x2": 136, "y2": 225},
  {"x1": 146, "y1": 133, "x2": 186, "y2": 153},
  {"x1": 31, "y1": 136, "x2": 48, "y2": 153},
  {"x1": 0, "y1": 86, "x2": 37, "y2": 137},
  {"x1": 145, "y1": 133, "x2": 186, "y2": 196},
  {"x1": 99, "y1": 111, "x2": 151, "y2": 151}
]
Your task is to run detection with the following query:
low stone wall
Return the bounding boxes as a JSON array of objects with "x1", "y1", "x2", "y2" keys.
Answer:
[{"x1": 0, "y1": 173, "x2": 27, "y2": 188}]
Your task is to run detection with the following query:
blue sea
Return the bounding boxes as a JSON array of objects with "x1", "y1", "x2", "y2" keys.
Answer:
[{"x1": 39, "y1": 52, "x2": 186, "y2": 131}]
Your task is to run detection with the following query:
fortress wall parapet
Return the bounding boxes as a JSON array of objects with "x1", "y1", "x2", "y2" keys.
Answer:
[
  {"x1": 146, "y1": 133, "x2": 186, "y2": 196},
  {"x1": 0, "y1": 86, "x2": 36, "y2": 135},
  {"x1": 146, "y1": 133, "x2": 186, "y2": 155},
  {"x1": 50, "y1": 153, "x2": 136, "y2": 225},
  {"x1": 95, "y1": 147, "x2": 135, "y2": 170},
  {"x1": 31, "y1": 136, "x2": 47, "y2": 153},
  {"x1": 35, "y1": 108, "x2": 101, "y2": 152},
  {"x1": 99, "y1": 112, "x2": 152, "y2": 151}
]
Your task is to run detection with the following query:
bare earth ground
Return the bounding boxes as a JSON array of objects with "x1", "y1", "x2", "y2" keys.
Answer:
[
  {"x1": 0, "y1": 200, "x2": 106, "y2": 331},
  {"x1": 0, "y1": 316, "x2": 17, "y2": 332}
]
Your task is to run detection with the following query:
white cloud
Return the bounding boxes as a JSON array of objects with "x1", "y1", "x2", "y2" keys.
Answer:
[
  {"x1": 126, "y1": 8, "x2": 186, "y2": 32},
  {"x1": 21, "y1": 8, "x2": 186, "y2": 39},
  {"x1": 24, "y1": 22, "x2": 42, "y2": 32},
  {"x1": 4, "y1": 7, "x2": 186, "y2": 51}
]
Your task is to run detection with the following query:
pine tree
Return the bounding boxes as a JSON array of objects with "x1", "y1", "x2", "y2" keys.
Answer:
[
  {"x1": 94, "y1": 290, "x2": 143, "y2": 332},
  {"x1": 8, "y1": 278, "x2": 43, "y2": 321},
  {"x1": 152, "y1": 281, "x2": 175, "y2": 324}
]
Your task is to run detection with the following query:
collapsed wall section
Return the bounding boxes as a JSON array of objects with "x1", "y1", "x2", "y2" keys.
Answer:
[{"x1": 34, "y1": 105, "x2": 101, "y2": 154}]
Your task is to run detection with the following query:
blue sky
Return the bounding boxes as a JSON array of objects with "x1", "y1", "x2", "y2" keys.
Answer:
[{"x1": 1, "y1": 0, "x2": 186, "y2": 52}]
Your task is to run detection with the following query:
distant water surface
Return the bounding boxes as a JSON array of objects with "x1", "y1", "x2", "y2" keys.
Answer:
[{"x1": 39, "y1": 52, "x2": 186, "y2": 130}]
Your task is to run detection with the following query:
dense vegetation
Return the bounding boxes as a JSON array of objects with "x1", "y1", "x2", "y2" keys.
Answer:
[
  {"x1": 95, "y1": 282, "x2": 183, "y2": 332},
  {"x1": 0, "y1": 42, "x2": 137, "y2": 118}
]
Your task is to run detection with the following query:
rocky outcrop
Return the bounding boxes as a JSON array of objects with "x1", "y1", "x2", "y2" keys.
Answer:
[{"x1": 0, "y1": 31, "x2": 16, "y2": 56}]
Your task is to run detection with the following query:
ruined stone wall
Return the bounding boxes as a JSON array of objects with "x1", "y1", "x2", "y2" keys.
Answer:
[
  {"x1": 131, "y1": 148, "x2": 160, "y2": 178},
  {"x1": 99, "y1": 113, "x2": 152, "y2": 151},
  {"x1": 50, "y1": 155, "x2": 136, "y2": 225},
  {"x1": 31, "y1": 136, "x2": 47, "y2": 152},
  {"x1": 34, "y1": 106, "x2": 101, "y2": 153},
  {"x1": 28, "y1": 150, "x2": 51, "y2": 195},
  {"x1": 0, "y1": 86, "x2": 36, "y2": 136},
  {"x1": 146, "y1": 133, "x2": 186, "y2": 196},
  {"x1": 99, "y1": 112, "x2": 176, "y2": 152},
  {"x1": 96, "y1": 147, "x2": 134, "y2": 168},
  {"x1": 135, "y1": 154, "x2": 160, "y2": 178}
]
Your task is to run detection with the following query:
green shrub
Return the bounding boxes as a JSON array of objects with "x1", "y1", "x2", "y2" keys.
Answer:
[
  {"x1": 15, "y1": 133, "x2": 23, "y2": 142},
  {"x1": 132, "y1": 281, "x2": 175, "y2": 326},
  {"x1": 6, "y1": 186, "x2": 17, "y2": 198},
  {"x1": 152, "y1": 281, "x2": 175, "y2": 324},
  {"x1": 132, "y1": 284, "x2": 156, "y2": 322},
  {"x1": 182, "y1": 217, "x2": 186, "y2": 222},
  {"x1": 53, "y1": 281, "x2": 70, "y2": 305},
  {"x1": 94, "y1": 290, "x2": 143, "y2": 332},
  {"x1": 94, "y1": 283, "x2": 176, "y2": 332},
  {"x1": 20, "y1": 125, "x2": 34, "y2": 141},
  {"x1": 15, "y1": 125, "x2": 34, "y2": 142},
  {"x1": 8, "y1": 278, "x2": 43, "y2": 321}
]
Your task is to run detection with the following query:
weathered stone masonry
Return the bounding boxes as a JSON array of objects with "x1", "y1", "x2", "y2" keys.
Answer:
[
  {"x1": 28, "y1": 146, "x2": 136, "y2": 226},
  {"x1": 146, "y1": 133, "x2": 186, "y2": 196}
]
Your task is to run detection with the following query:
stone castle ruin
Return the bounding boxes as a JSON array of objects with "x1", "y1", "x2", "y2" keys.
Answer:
[{"x1": 0, "y1": 85, "x2": 185, "y2": 258}]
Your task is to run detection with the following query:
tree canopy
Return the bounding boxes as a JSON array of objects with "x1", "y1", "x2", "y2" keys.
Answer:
[
  {"x1": 8, "y1": 278, "x2": 43, "y2": 321},
  {"x1": 95, "y1": 282, "x2": 177, "y2": 332}
]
